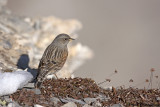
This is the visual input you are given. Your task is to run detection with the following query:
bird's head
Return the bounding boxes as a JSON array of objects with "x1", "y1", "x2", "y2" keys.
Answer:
[{"x1": 53, "y1": 33, "x2": 75, "y2": 47}]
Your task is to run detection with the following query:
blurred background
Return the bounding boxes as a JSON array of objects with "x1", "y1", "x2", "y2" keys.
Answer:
[{"x1": 7, "y1": 0, "x2": 160, "y2": 88}]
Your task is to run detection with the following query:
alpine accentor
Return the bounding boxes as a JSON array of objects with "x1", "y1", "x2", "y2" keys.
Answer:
[{"x1": 35, "y1": 33, "x2": 74, "y2": 88}]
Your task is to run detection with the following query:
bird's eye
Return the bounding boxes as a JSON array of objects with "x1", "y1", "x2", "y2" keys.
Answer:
[{"x1": 64, "y1": 38, "x2": 68, "y2": 40}]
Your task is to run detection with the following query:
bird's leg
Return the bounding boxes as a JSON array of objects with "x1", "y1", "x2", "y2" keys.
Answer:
[{"x1": 54, "y1": 73, "x2": 59, "y2": 79}]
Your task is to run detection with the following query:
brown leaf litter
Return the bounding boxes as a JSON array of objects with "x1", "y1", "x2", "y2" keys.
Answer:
[{"x1": 11, "y1": 77, "x2": 160, "y2": 106}]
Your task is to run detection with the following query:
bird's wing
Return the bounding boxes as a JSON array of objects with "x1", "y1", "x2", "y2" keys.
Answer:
[
  {"x1": 37, "y1": 46, "x2": 68, "y2": 80},
  {"x1": 37, "y1": 45, "x2": 57, "y2": 78},
  {"x1": 37, "y1": 59, "x2": 54, "y2": 79}
]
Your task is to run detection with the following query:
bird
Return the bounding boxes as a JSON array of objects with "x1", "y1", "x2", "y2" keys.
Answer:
[{"x1": 35, "y1": 33, "x2": 75, "y2": 88}]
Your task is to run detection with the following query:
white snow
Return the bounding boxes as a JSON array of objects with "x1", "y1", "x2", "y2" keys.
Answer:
[
  {"x1": 0, "y1": 70, "x2": 33, "y2": 96},
  {"x1": 34, "y1": 104, "x2": 44, "y2": 107}
]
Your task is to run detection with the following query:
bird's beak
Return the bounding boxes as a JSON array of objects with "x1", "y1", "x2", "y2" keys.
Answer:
[{"x1": 69, "y1": 38, "x2": 75, "y2": 41}]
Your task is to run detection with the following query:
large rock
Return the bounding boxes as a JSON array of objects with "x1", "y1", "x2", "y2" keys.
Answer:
[{"x1": 0, "y1": 0, "x2": 93, "y2": 80}]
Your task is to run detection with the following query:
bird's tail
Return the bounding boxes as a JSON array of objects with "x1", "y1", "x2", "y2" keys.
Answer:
[
  {"x1": 35, "y1": 68, "x2": 49, "y2": 88},
  {"x1": 35, "y1": 72, "x2": 44, "y2": 88},
  {"x1": 35, "y1": 81, "x2": 42, "y2": 88}
]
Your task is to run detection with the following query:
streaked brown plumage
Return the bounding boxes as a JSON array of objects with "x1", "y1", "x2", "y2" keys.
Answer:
[{"x1": 35, "y1": 34, "x2": 74, "y2": 88}]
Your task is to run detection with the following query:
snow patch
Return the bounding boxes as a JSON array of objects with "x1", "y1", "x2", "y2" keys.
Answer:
[{"x1": 0, "y1": 70, "x2": 33, "y2": 96}]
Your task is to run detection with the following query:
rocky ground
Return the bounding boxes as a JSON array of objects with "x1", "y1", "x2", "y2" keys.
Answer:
[{"x1": 0, "y1": 78, "x2": 159, "y2": 107}]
